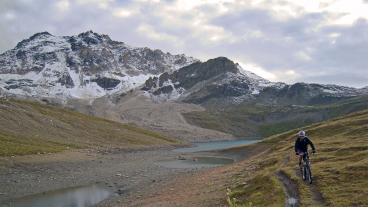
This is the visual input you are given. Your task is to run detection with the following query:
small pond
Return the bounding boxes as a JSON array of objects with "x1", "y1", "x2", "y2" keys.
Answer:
[
  {"x1": 158, "y1": 156, "x2": 234, "y2": 169},
  {"x1": 0, "y1": 184, "x2": 112, "y2": 207},
  {"x1": 174, "y1": 139, "x2": 258, "y2": 153},
  {"x1": 159, "y1": 139, "x2": 258, "y2": 169}
]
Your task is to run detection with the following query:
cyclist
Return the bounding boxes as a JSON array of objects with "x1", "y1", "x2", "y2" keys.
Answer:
[{"x1": 295, "y1": 130, "x2": 316, "y2": 166}]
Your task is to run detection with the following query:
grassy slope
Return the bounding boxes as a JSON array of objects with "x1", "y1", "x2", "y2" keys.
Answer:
[
  {"x1": 183, "y1": 96, "x2": 368, "y2": 138},
  {"x1": 0, "y1": 99, "x2": 178, "y2": 156},
  {"x1": 226, "y1": 109, "x2": 368, "y2": 206}
]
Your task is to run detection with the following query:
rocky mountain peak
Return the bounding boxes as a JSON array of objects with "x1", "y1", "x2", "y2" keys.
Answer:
[
  {"x1": 76, "y1": 30, "x2": 112, "y2": 45},
  {"x1": 0, "y1": 31, "x2": 197, "y2": 100},
  {"x1": 14, "y1": 31, "x2": 53, "y2": 49},
  {"x1": 30, "y1": 31, "x2": 53, "y2": 39},
  {"x1": 198, "y1": 56, "x2": 239, "y2": 73}
]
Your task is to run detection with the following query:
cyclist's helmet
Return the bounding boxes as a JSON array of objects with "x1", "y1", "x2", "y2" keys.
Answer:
[{"x1": 298, "y1": 130, "x2": 306, "y2": 137}]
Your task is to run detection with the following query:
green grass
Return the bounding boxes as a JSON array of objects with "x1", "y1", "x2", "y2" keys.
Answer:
[
  {"x1": 226, "y1": 109, "x2": 368, "y2": 206},
  {"x1": 227, "y1": 175, "x2": 284, "y2": 207},
  {"x1": 258, "y1": 119, "x2": 314, "y2": 137},
  {"x1": 183, "y1": 96, "x2": 368, "y2": 138},
  {"x1": 0, "y1": 132, "x2": 74, "y2": 156},
  {"x1": 0, "y1": 98, "x2": 178, "y2": 156}
]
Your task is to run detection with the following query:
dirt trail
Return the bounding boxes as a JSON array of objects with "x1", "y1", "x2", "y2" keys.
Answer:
[
  {"x1": 282, "y1": 154, "x2": 326, "y2": 206},
  {"x1": 276, "y1": 170, "x2": 300, "y2": 207},
  {"x1": 294, "y1": 168, "x2": 326, "y2": 206}
]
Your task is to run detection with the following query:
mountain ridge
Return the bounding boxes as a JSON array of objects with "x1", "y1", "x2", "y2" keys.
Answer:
[
  {"x1": 142, "y1": 57, "x2": 365, "y2": 105},
  {"x1": 1, "y1": 31, "x2": 367, "y2": 105}
]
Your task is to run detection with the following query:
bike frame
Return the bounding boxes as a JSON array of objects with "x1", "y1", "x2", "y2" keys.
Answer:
[{"x1": 299, "y1": 151, "x2": 313, "y2": 184}]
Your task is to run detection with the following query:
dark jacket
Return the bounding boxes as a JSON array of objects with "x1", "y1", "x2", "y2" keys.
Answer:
[{"x1": 295, "y1": 136, "x2": 315, "y2": 153}]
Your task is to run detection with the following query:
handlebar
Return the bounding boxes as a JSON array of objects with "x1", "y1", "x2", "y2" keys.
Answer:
[{"x1": 296, "y1": 150, "x2": 316, "y2": 156}]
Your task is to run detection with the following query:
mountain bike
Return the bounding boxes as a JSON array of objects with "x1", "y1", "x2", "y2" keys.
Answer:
[{"x1": 299, "y1": 151, "x2": 313, "y2": 184}]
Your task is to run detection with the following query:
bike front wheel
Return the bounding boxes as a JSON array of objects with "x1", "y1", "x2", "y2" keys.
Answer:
[{"x1": 306, "y1": 165, "x2": 313, "y2": 184}]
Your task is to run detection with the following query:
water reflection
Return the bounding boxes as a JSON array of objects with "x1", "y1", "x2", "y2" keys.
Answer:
[
  {"x1": 1, "y1": 184, "x2": 111, "y2": 207},
  {"x1": 158, "y1": 156, "x2": 234, "y2": 169},
  {"x1": 160, "y1": 139, "x2": 258, "y2": 169},
  {"x1": 174, "y1": 139, "x2": 258, "y2": 153}
]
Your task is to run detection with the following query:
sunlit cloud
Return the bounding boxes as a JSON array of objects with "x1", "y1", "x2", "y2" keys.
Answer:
[
  {"x1": 239, "y1": 62, "x2": 278, "y2": 81},
  {"x1": 113, "y1": 8, "x2": 134, "y2": 18},
  {"x1": 56, "y1": 0, "x2": 70, "y2": 12},
  {"x1": 295, "y1": 51, "x2": 312, "y2": 62},
  {"x1": 3, "y1": 11, "x2": 16, "y2": 21},
  {"x1": 76, "y1": 0, "x2": 113, "y2": 9},
  {"x1": 136, "y1": 23, "x2": 182, "y2": 47}
]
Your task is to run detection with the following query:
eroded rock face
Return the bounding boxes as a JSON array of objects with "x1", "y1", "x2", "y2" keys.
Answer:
[
  {"x1": 58, "y1": 72, "x2": 74, "y2": 88},
  {"x1": 92, "y1": 77, "x2": 121, "y2": 90},
  {"x1": 142, "y1": 77, "x2": 158, "y2": 91},
  {"x1": 153, "y1": 85, "x2": 173, "y2": 95},
  {"x1": 4, "y1": 79, "x2": 37, "y2": 90}
]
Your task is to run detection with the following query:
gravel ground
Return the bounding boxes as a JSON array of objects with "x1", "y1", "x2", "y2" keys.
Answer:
[{"x1": 0, "y1": 147, "x2": 195, "y2": 206}]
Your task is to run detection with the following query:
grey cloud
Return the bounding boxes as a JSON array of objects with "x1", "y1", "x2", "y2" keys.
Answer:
[
  {"x1": 208, "y1": 7, "x2": 368, "y2": 87},
  {"x1": 0, "y1": 0, "x2": 367, "y2": 88}
]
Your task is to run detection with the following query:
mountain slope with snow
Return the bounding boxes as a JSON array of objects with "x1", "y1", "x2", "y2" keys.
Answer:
[
  {"x1": 142, "y1": 57, "x2": 285, "y2": 103},
  {"x1": 142, "y1": 57, "x2": 365, "y2": 105},
  {"x1": 0, "y1": 31, "x2": 197, "y2": 100}
]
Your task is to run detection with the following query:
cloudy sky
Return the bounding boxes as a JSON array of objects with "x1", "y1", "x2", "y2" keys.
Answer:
[{"x1": 1, "y1": 0, "x2": 368, "y2": 87}]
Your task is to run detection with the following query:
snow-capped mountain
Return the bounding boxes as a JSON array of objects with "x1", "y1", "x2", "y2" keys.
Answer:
[
  {"x1": 142, "y1": 57, "x2": 284, "y2": 103},
  {"x1": 0, "y1": 31, "x2": 366, "y2": 106},
  {"x1": 0, "y1": 31, "x2": 197, "y2": 99},
  {"x1": 142, "y1": 57, "x2": 366, "y2": 105}
]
